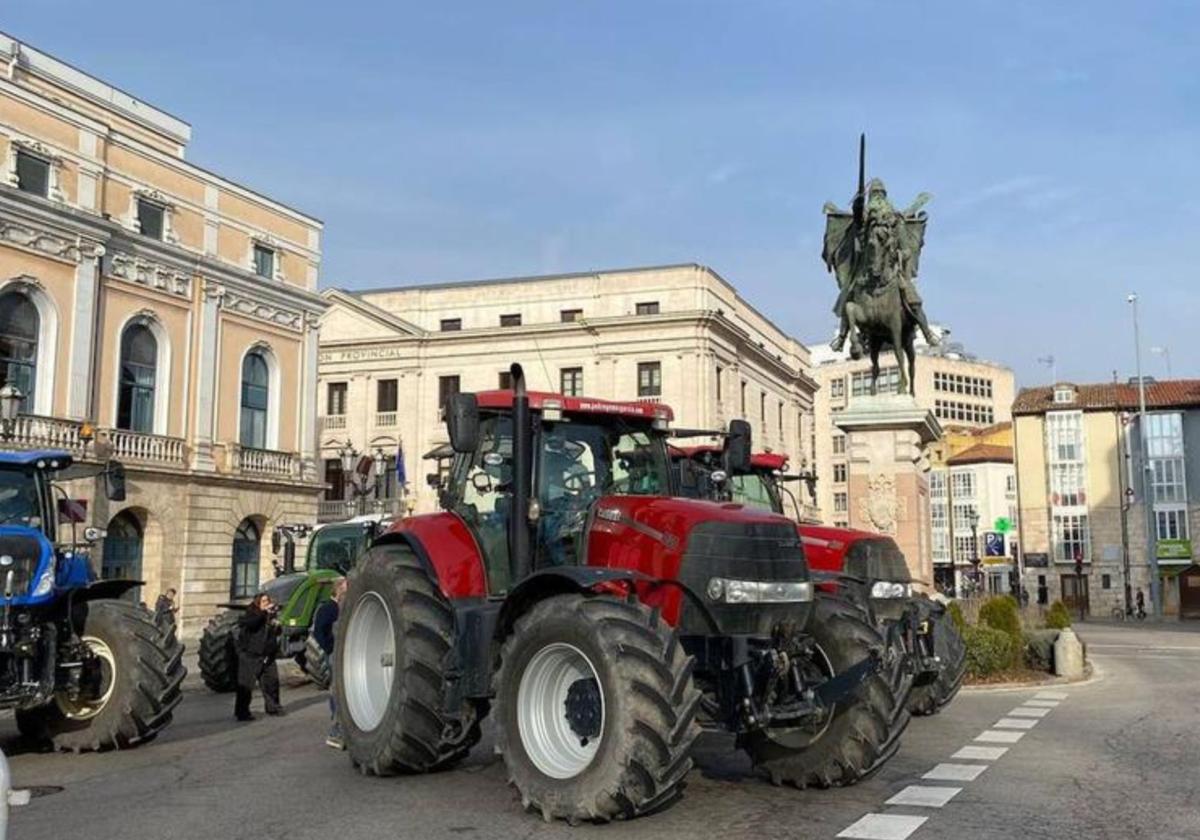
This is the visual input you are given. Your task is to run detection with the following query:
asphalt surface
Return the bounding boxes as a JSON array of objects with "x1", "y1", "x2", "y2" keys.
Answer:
[{"x1": 4, "y1": 621, "x2": 1198, "y2": 840}]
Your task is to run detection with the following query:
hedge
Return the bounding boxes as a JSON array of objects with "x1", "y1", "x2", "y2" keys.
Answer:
[
  {"x1": 978, "y1": 595, "x2": 1023, "y2": 662},
  {"x1": 964, "y1": 625, "x2": 1020, "y2": 678},
  {"x1": 1045, "y1": 600, "x2": 1072, "y2": 630},
  {"x1": 946, "y1": 600, "x2": 967, "y2": 634}
]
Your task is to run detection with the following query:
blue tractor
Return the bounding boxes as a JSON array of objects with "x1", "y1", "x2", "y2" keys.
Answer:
[{"x1": 0, "y1": 449, "x2": 185, "y2": 751}]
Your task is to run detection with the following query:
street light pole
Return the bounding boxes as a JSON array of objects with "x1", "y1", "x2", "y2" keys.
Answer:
[
  {"x1": 969, "y1": 510, "x2": 981, "y2": 596},
  {"x1": 1128, "y1": 293, "x2": 1160, "y2": 618}
]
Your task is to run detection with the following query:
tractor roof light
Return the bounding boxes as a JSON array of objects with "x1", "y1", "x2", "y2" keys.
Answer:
[
  {"x1": 543, "y1": 399, "x2": 563, "y2": 422},
  {"x1": 652, "y1": 406, "x2": 670, "y2": 431}
]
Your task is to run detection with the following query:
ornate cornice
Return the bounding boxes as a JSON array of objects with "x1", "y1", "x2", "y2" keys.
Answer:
[
  {"x1": 0, "y1": 218, "x2": 85, "y2": 262},
  {"x1": 222, "y1": 287, "x2": 302, "y2": 331},
  {"x1": 106, "y1": 250, "x2": 191, "y2": 298}
]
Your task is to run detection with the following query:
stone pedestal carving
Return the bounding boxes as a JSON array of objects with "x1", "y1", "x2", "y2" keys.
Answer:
[{"x1": 835, "y1": 395, "x2": 942, "y2": 587}]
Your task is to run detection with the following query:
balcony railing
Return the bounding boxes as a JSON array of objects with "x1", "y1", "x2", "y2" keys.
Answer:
[
  {"x1": 375, "y1": 411, "x2": 397, "y2": 428},
  {"x1": 4, "y1": 414, "x2": 88, "y2": 453},
  {"x1": 236, "y1": 446, "x2": 298, "y2": 478},
  {"x1": 320, "y1": 415, "x2": 347, "y2": 431},
  {"x1": 105, "y1": 429, "x2": 187, "y2": 466},
  {"x1": 317, "y1": 496, "x2": 407, "y2": 523}
]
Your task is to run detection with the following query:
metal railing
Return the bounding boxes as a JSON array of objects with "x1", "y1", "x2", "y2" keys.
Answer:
[
  {"x1": 318, "y1": 499, "x2": 355, "y2": 522},
  {"x1": 236, "y1": 447, "x2": 297, "y2": 478},
  {"x1": 104, "y1": 429, "x2": 187, "y2": 465},
  {"x1": 320, "y1": 414, "x2": 347, "y2": 431},
  {"x1": 375, "y1": 411, "x2": 398, "y2": 428}
]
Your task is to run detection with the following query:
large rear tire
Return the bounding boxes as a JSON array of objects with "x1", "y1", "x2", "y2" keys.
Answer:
[
  {"x1": 907, "y1": 599, "x2": 967, "y2": 716},
  {"x1": 334, "y1": 544, "x2": 482, "y2": 775},
  {"x1": 198, "y1": 611, "x2": 240, "y2": 693},
  {"x1": 16, "y1": 599, "x2": 186, "y2": 752},
  {"x1": 494, "y1": 594, "x2": 701, "y2": 824},
  {"x1": 303, "y1": 633, "x2": 331, "y2": 690},
  {"x1": 741, "y1": 592, "x2": 909, "y2": 788}
]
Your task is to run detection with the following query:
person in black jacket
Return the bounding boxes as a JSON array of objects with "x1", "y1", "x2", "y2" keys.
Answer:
[
  {"x1": 312, "y1": 578, "x2": 347, "y2": 747},
  {"x1": 234, "y1": 594, "x2": 284, "y2": 721}
]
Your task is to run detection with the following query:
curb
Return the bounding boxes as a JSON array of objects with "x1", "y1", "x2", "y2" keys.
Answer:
[{"x1": 961, "y1": 661, "x2": 1102, "y2": 694}]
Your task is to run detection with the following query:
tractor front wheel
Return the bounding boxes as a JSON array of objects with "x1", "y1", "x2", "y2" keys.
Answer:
[
  {"x1": 335, "y1": 544, "x2": 483, "y2": 775},
  {"x1": 302, "y1": 633, "x2": 332, "y2": 690},
  {"x1": 907, "y1": 598, "x2": 967, "y2": 716},
  {"x1": 741, "y1": 592, "x2": 909, "y2": 788},
  {"x1": 17, "y1": 599, "x2": 186, "y2": 752},
  {"x1": 197, "y1": 610, "x2": 240, "y2": 693},
  {"x1": 494, "y1": 595, "x2": 700, "y2": 823}
]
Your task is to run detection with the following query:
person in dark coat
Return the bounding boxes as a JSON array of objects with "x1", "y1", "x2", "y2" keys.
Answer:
[
  {"x1": 312, "y1": 578, "x2": 347, "y2": 748},
  {"x1": 154, "y1": 588, "x2": 177, "y2": 627},
  {"x1": 234, "y1": 594, "x2": 283, "y2": 721}
]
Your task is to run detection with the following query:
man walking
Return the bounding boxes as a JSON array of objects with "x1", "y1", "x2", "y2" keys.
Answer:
[
  {"x1": 234, "y1": 593, "x2": 284, "y2": 721},
  {"x1": 313, "y1": 579, "x2": 347, "y2": 748},
  {"x1": 154, "y1": 588, "x2": 178, "y2": 628}
]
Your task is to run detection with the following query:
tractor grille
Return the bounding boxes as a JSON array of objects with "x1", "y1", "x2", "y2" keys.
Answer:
[
  {"x1": 677, "y1": 521, "x2": 812, "y2": 636},
  {"x1": 0, "y1": 533, "x2": 44, "y2": 596}
]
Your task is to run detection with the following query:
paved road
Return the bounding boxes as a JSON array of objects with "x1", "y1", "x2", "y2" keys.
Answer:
[{"x1": 5, "y1": 621, "x2": 1198, "y2": 840}]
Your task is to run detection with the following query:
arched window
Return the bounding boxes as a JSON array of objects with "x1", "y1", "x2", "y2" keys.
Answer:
[
  {"x1": 0, "y1": 290, "x2": 39, "y2": 412},
  {"x1": 117, "y1": 323, "x2": 158, "y2": 432},
  {"x1": 231, "y1": 517, "x2": 261, "y2": 599},
  {"x1": 104, "y1": 510, "x2": 143, "y2": 601},
  {"x1": 240, "y1": 351, "x2": 270, "y2": 449}
]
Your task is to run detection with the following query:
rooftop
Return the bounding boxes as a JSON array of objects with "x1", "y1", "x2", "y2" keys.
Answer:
[
  {"x1": 945, "y1": 443, "x2": 1014, "y2": 466},
  {"x1": 1013, "y1": 380, "x2": 1200, "y2": 415}
]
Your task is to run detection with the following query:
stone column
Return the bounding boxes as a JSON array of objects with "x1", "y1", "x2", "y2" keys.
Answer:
[
  {"x1": 836, "y1": 395, "x2": 942, "y2": 586},
  {"x1": 299, "y1": 313, "x2": 319, "y2": 481},
  {"x1": 192, "y1": 280, "x2": 223, "y2": 471},
  {"x1": 66, "y1": 242, "x2": 104, "y2": 419}
]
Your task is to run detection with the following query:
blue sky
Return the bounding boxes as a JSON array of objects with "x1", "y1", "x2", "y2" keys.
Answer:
[{"x1": 8, "y1": 1, "x2": 1199, "y2": 385}]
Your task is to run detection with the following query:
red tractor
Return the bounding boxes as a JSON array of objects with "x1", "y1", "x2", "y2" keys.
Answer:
[
  {"x1": 334, "y1": 366, "x2": 909, "y2": 823},
  {"x1": 671, "y1": 446, "x2": 966, "y2": 716}
]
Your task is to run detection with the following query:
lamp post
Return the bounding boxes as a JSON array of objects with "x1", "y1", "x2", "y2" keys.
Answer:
[
  {"x1": 0, "y1": 385, "x2": 22, "y2": 441},
  {"x1": 969, "y1": 509, "x2": 981, "y2": 596},
  {"x1": 1127, "y1": 293, "x2": 1160, "y2": 618}
]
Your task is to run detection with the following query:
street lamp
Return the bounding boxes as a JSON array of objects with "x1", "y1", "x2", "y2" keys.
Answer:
[
  {"x1": 969, "y1": 509, "x2": 981, "y2": 595},
  {"x1": 0, "y1": 384, "x2": 22, "y2": 440},
  {"x1": 1128, "y1": 293, "x2": 1160, "y2": 618}
]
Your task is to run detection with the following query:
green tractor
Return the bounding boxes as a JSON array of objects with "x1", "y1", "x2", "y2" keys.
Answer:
[{"x1": 197, "y1": 517, "x2": 379, "y2": 692}]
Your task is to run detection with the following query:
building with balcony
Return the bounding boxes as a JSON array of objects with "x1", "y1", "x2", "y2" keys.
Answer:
[
  {"x1": 809, "y1": 328, "x2": 1015, "y2": 531},
  {"x1": 0, "y1": 35, "x2": 325, "y2": 635},
  {"x1": 1012, "y1": 379, "x2": 1200, "y2": 619},
  {"x1": 317, "y1": 263, "x2": 818, "y2": 516}
]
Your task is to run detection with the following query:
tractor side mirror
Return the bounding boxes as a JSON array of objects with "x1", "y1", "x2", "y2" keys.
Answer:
[
  {"x1": 724, "y1": 419, "x2": 752, "y2": 475},
  {"x1": 447, "y1": 393, "x2": 480, "y2": 454},
  {"x1": 104, "y1": 460, "x2": 127, "y2": 502}
]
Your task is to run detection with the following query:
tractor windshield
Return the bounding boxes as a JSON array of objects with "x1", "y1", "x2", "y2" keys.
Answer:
[
  {"x1": 0, "y1": 468, "x2": 45, "y2": 530},
  {"x1": 306, "y1": 523, "x2": 370, "y2": 573},
  {"x1": 539, "y1": 420, "x2": 670, "y2": 501},
  {"x1": 727, "y1": 472, "x2": 779, "y2": 513}
]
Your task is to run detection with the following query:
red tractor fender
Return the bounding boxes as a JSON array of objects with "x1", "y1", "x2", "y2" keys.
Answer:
[{"x1": 374, "y1": 512, "x2": 489, "y2": 600}]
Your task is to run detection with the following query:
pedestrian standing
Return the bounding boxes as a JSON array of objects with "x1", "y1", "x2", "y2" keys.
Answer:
[
  {"x1": 234, "y1": 594, "x2": 284, "y2": 721},
  {"x1": 1135, "y1": 588, "x2": 1146, "y2": 619},
  {"x1": 312, "y1": 578, "x2": 347, "y2": 748},
  {"x1": 154, "y1": 588, "x2": 178, "y2": 627}
]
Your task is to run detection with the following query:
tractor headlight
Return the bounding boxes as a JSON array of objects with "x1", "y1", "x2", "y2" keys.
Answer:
[
  {"x1": 870, "y1": 581, "x2": 911, "y2": 599},
  {"x1": 706, "y1": 578, "x2": 813, "y2": 604},
  {"x1": 31, "y1": 557, "x2": 56, "y2": 597}
]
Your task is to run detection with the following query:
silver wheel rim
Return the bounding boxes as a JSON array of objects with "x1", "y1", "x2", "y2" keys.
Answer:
[
  {"x1": 517, "y1": 642, "x2": 604, "y2": 779},
  {"x1": 343, "y1": 592, "x2": 395, "y2": 731},
  {"x1": 56, "y1": 636, "x2": 116, "y2": 721}
]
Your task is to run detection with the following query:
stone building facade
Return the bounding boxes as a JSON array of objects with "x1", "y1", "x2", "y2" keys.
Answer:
[
  {"x1": 317, "y1": 263, "x2": 819, "y2": 516},
  {"x1": 1013, "y1": 380, "x2": 1200, "y2": 618},
  {"x1": 809, "y1": 330, "x2": 1015, "y2": 529},
  {"x1": 0, "y1": 35, "x2": 325, "y2": 636}
]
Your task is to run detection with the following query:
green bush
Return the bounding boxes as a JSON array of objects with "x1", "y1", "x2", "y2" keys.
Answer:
[
  {"x1": 1045, "y1": 600, "x2": 1073, "y2": 630},
  {"x1": 979, "y1": 595, "x2": 1023, "y2": 643},
  {"x1": 1024, "y1": 629, "x2": 1059, "y2": 672},
  {"x1": 946, "y1": 600, "x2": 966, "y2": 634},
  {"x1": 964, "y1": 625, "x2": 1020, "y2": 677}
]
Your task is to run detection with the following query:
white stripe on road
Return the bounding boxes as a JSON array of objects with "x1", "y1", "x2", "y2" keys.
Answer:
[
  {"x1": 976, "y1": 729, "x2": 1025, "y2": 743},
  {"x1": 952, "y1": 745, "x2": 1008, "y2": 760},
  {"x1": 1034, "y1": 690, "x2": 1069, "y2": 700},
  {"x1": 995, "y1": 717, "x2": 1039, "y2": 730},
  {"x1": 1008, "y1": 706, "x2": 1051, "y2": 718},
  {"x1": 1089, "y1": 643, "x2": 1200, "y2": 651},
  {"x1": 1024, "y1": 699, "x2": 1060, "y2": 707},
  {"x1": 837, "y1": 814, "x2": 928, "y2": 840},
  {"x1": 886, "y1": 785, "x2": 963, "y2": 808},
  {"x1": 923, "y1": 763, "x2": 988, "y2": 782}
]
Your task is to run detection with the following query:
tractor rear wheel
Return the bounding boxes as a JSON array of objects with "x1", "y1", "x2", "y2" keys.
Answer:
[
  {"x1": 907, "y1": 599, "x2": 967, "y2": 716},
  {"x1": 303, "y1": 633, "x2": 332, "y2": 690},
  {"x1": 17, "y1": 599, "x2": 186, "y2": 752},
  {"x1": 335, "y1": 543, "x2": 483, "y2": 775},
  {"x1": 494, "y1": 595, "x2": 701, "y2": 823},
  {"x1": 741, "y1": 592, "x2": 909, "y2": 788},
  {"x1": 198, "y1": 610, "x2": 240, "y2": 693}
]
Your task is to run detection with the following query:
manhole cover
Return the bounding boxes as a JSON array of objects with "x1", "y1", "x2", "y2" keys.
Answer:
[{"x1": 24, "y1": 785, "x2": 64, "y2": 798}]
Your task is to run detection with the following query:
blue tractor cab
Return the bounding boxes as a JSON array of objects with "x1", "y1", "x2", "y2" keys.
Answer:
[{"x1": 0, "y1": 448, "x2": 185, "y2": 751}]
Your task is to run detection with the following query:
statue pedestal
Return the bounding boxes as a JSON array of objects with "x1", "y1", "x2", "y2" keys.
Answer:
[{"x1": 834, "y1": 395, "x2": 942, "y2": 587}]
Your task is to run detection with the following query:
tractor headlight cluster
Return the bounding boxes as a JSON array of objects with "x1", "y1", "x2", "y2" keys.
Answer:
[
  {"x1": 706, "y1": 578, "x2": 813, "y2": 604},
  {"x1": 870, "y1": 581, "x2": 912, "y2": 599},
  {"x1": 31, "y1": 557, "x2": 56, "y2": 597}
]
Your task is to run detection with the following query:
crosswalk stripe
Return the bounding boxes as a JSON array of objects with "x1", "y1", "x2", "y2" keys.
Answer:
[
  {"x1": 886, "y1": 785, "x2": 963, "y2": 808},
  {"x1": 923, "y1": 763, "x2": 989, "y2": 782},
  {"x1": 952, "y1": 745, "x2": 1008, "y2": 760},
  {"x1": 837, "y1": 814, "x2": 929, "y2": 840},
  {"x1": 976, "y1": 729, "x2": 1025, "y2": 743},
  {"x1": 1008, "y1": 706, "x2": 1051, "y2": 718},
  {"x1": 995, "y1": 717, "x2": 1039, "y2": 729}
]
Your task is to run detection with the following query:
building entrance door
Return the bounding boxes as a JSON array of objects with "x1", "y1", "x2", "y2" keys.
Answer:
[
  {"x1": 1061, "y1": 574, "x2": 1090, "y2": 616},
  {"x1": 1178, "y1": 565, "x2": 1200, "y2": 620}
]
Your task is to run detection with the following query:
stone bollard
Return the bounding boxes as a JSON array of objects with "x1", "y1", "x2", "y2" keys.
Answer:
[{"x1": 1053, "y1": 628, "x2": 1085, "y2": 680}]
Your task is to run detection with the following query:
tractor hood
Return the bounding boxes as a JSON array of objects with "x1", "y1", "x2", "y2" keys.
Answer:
[
  {"x1": 0, "y1": 524, "x2": 55, "y2": 605},
  {"x1": 587, "y1": 496, "x2": 812, "y2": 634},
  {"x1": 259, "y1": 572, "x2": 307, "y2": 608}
]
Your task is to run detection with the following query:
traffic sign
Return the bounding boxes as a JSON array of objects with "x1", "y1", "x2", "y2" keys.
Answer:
[{"x1": 984, "y1": 531, "x2": 1006, "y2": 557}]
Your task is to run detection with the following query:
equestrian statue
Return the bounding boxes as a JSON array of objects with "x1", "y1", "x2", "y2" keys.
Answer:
[{"x1": 822, "y1": 135, "x2": 937, "y2": 396}]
